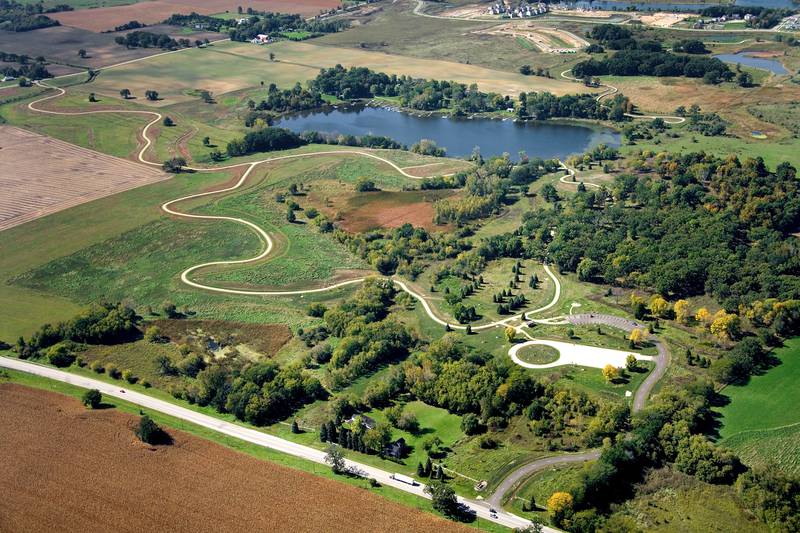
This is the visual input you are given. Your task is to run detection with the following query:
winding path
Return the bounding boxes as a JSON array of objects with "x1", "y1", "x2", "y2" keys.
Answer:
[
  {"x1": 26, "y1": 82, "x2": 563, "y2": 333},
  {"x1": 559, "y1": 69, "x2": 687, "y2": 124}
]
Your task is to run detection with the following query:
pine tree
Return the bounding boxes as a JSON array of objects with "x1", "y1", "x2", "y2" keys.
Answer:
[
  {"x1": 291, "y1": 420, "x2": 300, "y2": 434},
  {"x1": 445, "y1": 323, "x2": 452, "y2": 332},
  {"x1": 465, "y1": 324, "x2": 472, "y2": 335},
  {"x1": 425, "y1": 457, "x2": 432, "y2": 477},
  {"x1": 328, "y1": 421, "x2": 338, "y2": 443},
  {"x1": 417, "y1": 462, "x2": 425, "y2": 477},
  {"x1": 320, "y1": 423, "x2": 328, "y2": 442}
]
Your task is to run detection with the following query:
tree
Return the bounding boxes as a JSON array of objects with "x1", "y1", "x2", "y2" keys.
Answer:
[
  {"x1": 291, "y1": 420, "x2": 300, "y2": 434},
  {"x1": 78, "y1": 48, "x2": 87, "y2": 58},
  {"x1": 504, "y1": 326, "x2": 516, "y2": 343},
  {"x1": 602, "y1": 364, "x2": 618, "y2": 382},
  {"x1": 710, "y1": 310, "x2": 741, "y2": 341},
  {"x1": 424, "y1": 481, "x2": 459, "y2": 517},
  {"x1": 144, "y1": 325, "x2": 162, "y2": 343},
  {"x1": 547, "y1": 492, "x2": 574, "y2": 526},
  {"x1": 628, "y1": 328, "x2": 645, "y2": 346},
  {"x1": 649, "y1": 295, "x2": 669, "y2": 318},
  {"x1": 119, "y1": 88, "x2": 131, "y2": 99},
  {"x1": 162, "y1": 116, "x2": 174, "y2": 127},
  {"x1": 162, "y1": 157, "x2": 186, "y2": 173},
  {"x1": 88, "y1": 92, "x2": 97, "y2": 102},
  {"x1": 519, "y1": 64, "x2": 532, "y2": 75},
  {"x1": 82, "y1": 388, "x2": 102, "y2": 409},
  {"x1": 355, "y1": 176, "x2": 377, "y2": 192},
  {"x1": 145, "y1": 89, "x2": 159, "y2": 101},
  {"x1": 269, "y1": 52, "x2": 275, "y2": 61},
  {"x1": 460, "y1": 412, "x2": 483, "y2": 435},
  {"x1": 625, "y1": 354, "x2": 638, "y2": 371},
  {"x1": 674, "y1": 299, "x2": 690, "y2": 324},
  {"x1": 324, "y1": 443, "x2": 346, "y2": 474},
  {"x1": 362, "y1": 421, "x2": 392, "y2": 453},
  {"x1": 695, "y1": 307, "x2": 712, "y2": 327},
  {"x1": 135, "y1": 415, "x2": 169, "y2": 445},
  {"x1": 286, "y1": 208, "x2": 296, "y2": 223},
  {"x1": 737, "y1": 70, "x2": 753, "y2": 87},
  {"x1": 202, "y1": 136, "x2": 211, "y2": 146}
]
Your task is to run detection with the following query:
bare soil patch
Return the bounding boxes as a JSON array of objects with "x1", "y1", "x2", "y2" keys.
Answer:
[
  {"x1": 310, "y1": 189, "x2": 454, "y2": 232},
  {"x1": 0, "y1": 383, "x2": 469, "y2": 533},
  {"x1": 149, "y1": 319, "x2": 292, "y2": 357},
  {"x1": 52, "y1": 0, "x2": 341, "y2": 32},
  {"x1": 475, "y1": 22, "x2": 587, "y2": 53},
  {"x1": 639, "y1": 12, "x2": 691, "y2": 28},
  {"x1": 0, "y1": 126, "x2": 168, "y2": 232}
]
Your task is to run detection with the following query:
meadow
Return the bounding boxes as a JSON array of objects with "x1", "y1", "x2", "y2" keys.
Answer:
[{"x1": 717, "y1": 337, "x2": 800, "y2": 475}]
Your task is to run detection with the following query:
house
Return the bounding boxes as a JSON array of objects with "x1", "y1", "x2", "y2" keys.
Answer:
[
  {"x1": 2, "y1": 75, "x2": 16, "y2": 82},
  {"x1": 345, "y1": 414, "x2": 376, "y2": 430},
  {"x1": 384, "y1": 438, "x2": 407, "y2": 459},
  {"x1": 250, "y1": 34, "x2": 271, "y2": 45},
  {"x1": 236, "y1": 17, "x2": 248, "y2": 25}
]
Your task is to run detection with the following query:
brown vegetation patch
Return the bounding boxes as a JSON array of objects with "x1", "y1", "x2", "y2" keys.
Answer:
[
  {"x1": 149, "y1": 319, "x2": 292, "y2": 357},
  {"x1": 311, "y1": 189, "x2": 454, "y2": 232},
  {"x1": 52, "y1": 0, "x2": 341, "y2": 32},
  {"x1": 0, "y1": 383, "x2": 469, "y2": 533},
  {"x1": 0, "y1": 126, "x2": 167, "y2": 232}
]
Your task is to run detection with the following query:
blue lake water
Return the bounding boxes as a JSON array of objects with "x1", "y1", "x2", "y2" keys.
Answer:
[
  {"x1": 275, "y1": 106, "x2": 621, "y2": 160},
  {"x1": 714, "y1": 52, "x2": 789, "y2": 74}
]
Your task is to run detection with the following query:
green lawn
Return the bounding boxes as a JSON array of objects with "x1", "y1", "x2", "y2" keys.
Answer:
[{"x1": 717, "y1": 337, "x2": 800, "y2": 475}]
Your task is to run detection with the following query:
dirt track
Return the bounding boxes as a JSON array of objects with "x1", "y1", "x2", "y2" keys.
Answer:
[
  {"x1": 0, "y1": 383, "x2": 470, "y2": 533},
  {"x1": 0, "y1": 126, "x2": 168, "y2": 232}
]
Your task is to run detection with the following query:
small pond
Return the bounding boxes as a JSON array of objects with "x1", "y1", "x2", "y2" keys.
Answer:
[
  {"x1": 713, "y1": 52, "x2": 789, "y2": 74},
  {"x1": 275, "y1": 105, "x2": 620, "y2": 160}
]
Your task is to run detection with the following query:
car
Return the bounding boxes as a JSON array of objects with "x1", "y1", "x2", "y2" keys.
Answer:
[{"x1": 120, "y1": 389, "x2": 125, "y2": 393}]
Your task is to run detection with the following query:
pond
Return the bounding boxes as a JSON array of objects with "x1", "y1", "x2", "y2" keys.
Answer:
[
  {"x1": 569, "y1": 0, "x2": 797, "y2": 12},
  {"x1": 713, "y1": 52, "x2": 789, "y2": 74},
  {"x1": 275, "y1": 105, "x2": 620, "y2": 160}
]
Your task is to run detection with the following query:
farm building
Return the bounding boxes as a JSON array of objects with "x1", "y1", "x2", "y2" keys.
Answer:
[{"x1": 250, "y1": 34, "x2": 272, "y2": 45}]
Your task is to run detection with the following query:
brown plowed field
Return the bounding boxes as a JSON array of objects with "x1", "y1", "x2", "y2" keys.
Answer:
[
  {"x1": 52, "y1": 0, "x2": 342, "y2": 32},
  {"x1": 0, "y1": 126, "x2": 168, "y2": 232},
  {"x1": 0, "y1": 383, "x2": 470, "y2": 533}
]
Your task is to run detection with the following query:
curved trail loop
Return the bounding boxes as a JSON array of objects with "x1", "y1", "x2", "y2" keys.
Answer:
[
  {"x1": 28, "y1": 81, "x2": 557, "y2": 332},
  {"x1": 560, "y1": 69, "x2": 686, "y2": 124}
]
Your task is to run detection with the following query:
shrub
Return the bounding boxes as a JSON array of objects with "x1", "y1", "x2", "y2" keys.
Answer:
[
  {"x1": 90, "y1": 360, "x2": 104, "y2": 373},
  {"x1": 122, "y1": 369, "x2": 138, "y2": 384},
  {"x1": 106, "y1": 364, "x2": 121, "y2": 379},
  {"x1": 82, "y1": 389, "x2": 102, "y2": 409},
  {"x1": 135, "y1": 415, "x2": 170, "y2": 445},
  {"x1": 46, "y1": 344, "x2": 76, "y2": 367},
  {"x1": 460, "y1": 413, "x2": 484, "y2": 435}
]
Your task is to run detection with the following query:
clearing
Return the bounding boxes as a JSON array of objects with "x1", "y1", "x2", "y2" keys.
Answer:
[
  {"x1": 0, "y1": 383, "x2": 470, "y2": 533},
  {"x1": 0, "y1": 126, "x2": 168, "y2": 232},
  {"x1": 717, "y1": 337, "x2": 800, "y2": 475},
  {"x1": 51, "y1": 0, "x2": 341, "y2": 31}
]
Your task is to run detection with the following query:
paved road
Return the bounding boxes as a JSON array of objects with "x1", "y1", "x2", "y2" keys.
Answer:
[
  {"x1": 0, "y1": 356, "x2": 551, "y2": 532},
  {"x1": 489, "y1": 313, "x2": 670, "y2": 506}
]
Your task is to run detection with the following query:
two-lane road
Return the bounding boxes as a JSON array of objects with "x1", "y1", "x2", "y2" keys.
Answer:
[{"x1": 0, "y1": 356, "x2": 556, "y2": 532}]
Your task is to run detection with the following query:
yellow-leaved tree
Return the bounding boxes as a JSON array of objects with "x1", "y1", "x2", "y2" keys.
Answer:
[
  {"x1": 649, "y1": 295, "x2": 670, "y2": 318},
  {"x1": 547, "y1": 491, "x2": 574, "y2": 526},
  {"x1": 602, "y1": 364, "x2": 619, "y2": 382},
  {"x1": 504, "y1": 326, "x2": 516, "y2": 343},
  {"x1": 673, "y1": 299, "x2": 690, "y2": 324},
  {"x1": 695, "y1": 307, "x2": 712, "y2": 328},
  {"x1": 629, "y1": 328, "x2": 645, "y2": 346},
  {"x1": 710, "y1": 310, "x2": 741, "y2": 341}
]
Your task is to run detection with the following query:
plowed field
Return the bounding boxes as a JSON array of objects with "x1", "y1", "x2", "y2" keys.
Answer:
[{"x1": 0, "y1": 383, "x2": 470, "y2": 533}]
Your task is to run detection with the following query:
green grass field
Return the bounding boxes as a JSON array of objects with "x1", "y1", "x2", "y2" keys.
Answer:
[{"x1": 717, "y1": 337, "x2": 800, "y2": 475}]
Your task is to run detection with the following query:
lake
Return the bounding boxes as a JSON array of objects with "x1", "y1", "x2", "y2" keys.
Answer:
[
  {"x1": 714, "y1": 52, "x2": 789, "y2": 74},
  {"x1": 275, "y1": 106, "x2": 621, "y2": 160}
]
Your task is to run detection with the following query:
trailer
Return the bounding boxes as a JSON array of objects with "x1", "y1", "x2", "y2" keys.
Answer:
[{"x1": 390, "y1": 473, "x2": 418, "y2": 486}]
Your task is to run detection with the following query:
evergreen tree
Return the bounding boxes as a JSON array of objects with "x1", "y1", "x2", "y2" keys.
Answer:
[{"x1": 320, "y1": 422, "x2": 329, "y2": 442}]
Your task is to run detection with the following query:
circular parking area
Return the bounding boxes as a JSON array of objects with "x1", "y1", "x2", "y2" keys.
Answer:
[{"x1": 509, "y1": 339, "x2": 654, "y2": 370}]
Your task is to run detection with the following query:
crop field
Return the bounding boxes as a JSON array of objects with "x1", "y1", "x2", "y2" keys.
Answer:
[
  {"x1": 0, "y1": 126, "x2": 168, "y2": 231},
  {"x1": 717, "y1": 338, "x2": 800, "y2": 475},
  {"x1": 51, "y1": 0, "x2": 341, "y2": 31},
  {"x1": 0, "y1": 25, "x2": 220, "y2": 72},
  {"x1": 79, "y1": 39, "x2": 586, "y2": 105},
  {"x1": 0, "y1": 383, "x2": 471, "y2": 533}
]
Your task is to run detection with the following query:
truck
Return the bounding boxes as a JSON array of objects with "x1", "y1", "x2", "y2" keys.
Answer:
[{"x1": 390, "y1": 473, "x2": 418, "y2": 486}]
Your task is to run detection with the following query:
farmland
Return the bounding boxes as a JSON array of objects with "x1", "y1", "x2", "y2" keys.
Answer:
[
  {"x1": 0, "y1": 382, "x2": 470, "y2": 533},
  {"x1": 0, "y1": 125, "x2": 168, "y2": 231},
  {"x1": 50, "y1": 0, "x2": 342, "y2": 32}
]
